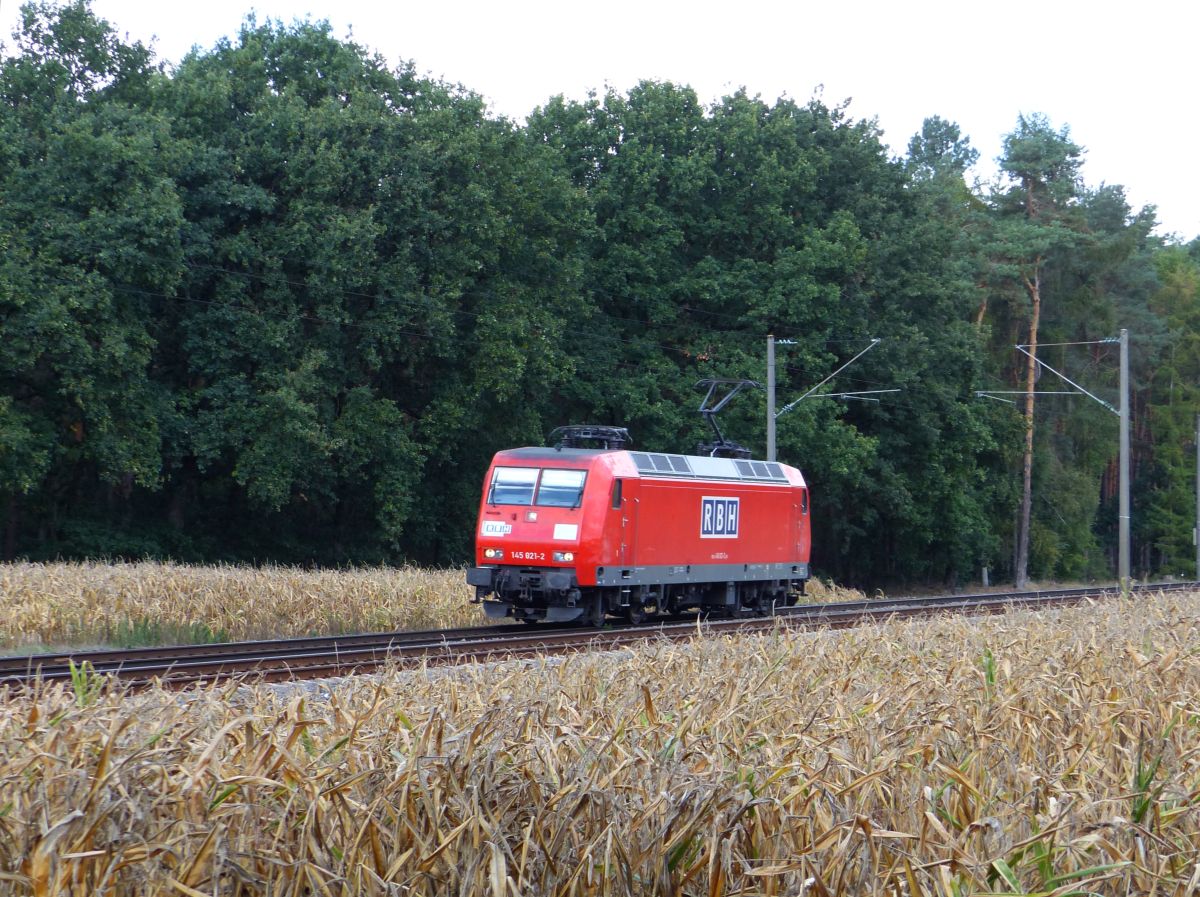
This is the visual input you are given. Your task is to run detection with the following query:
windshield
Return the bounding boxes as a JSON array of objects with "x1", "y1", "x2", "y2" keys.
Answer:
[
  {"x1": 488, "y1": 467, "x2": 538, "y2": 505},
  {"x1": 536, "y1": 469, "x2": 586, "y2": 507},
  {"x1": 487, "y1": 467, "x2": 587, "y2": 507}
]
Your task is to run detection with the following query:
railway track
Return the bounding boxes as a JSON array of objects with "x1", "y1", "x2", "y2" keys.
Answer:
[{"x1": 3, "y1": 581, "x2": 1197, "y2": 688}]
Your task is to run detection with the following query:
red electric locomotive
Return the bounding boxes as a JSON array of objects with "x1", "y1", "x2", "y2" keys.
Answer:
[{"x1": 467, "y1": 425, "x2": 811, "y2": 625}]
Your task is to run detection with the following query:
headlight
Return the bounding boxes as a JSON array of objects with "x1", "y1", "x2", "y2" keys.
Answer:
[
  {"x1": 553, "y1": 551, "x2": 575, "y2": 563},
  {"x1": 484, "y1": 548, "x2": 504, "y2": 560}
]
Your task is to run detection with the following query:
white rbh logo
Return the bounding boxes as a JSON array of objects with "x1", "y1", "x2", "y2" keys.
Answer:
[{"x1": 700, "y1": 497, "x2": 739, "y2": 538}]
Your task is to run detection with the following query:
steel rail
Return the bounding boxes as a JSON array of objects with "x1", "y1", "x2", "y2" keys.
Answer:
[
  {"x1": 0, "y1": 622, "x2": 553, "y2": 675},
  {"x1": 2, "y1": 581, "x2": 1196, "y2": 688},
  {"x1": 0, "y1": 621, "x2": 585, "y2": 682}
]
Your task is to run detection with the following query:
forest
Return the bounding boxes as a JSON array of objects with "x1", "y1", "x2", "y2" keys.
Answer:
[{"x1": 1, "y1": 1, "x2": 1197, "y2": 586}]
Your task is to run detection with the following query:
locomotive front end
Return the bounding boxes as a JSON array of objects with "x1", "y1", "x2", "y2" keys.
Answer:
[{"x1": 467, "y1": 448, "x2": 601, "y2": 623}]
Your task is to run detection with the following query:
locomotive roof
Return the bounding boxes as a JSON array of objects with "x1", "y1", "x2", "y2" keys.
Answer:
[
  {"x1": 498, "y1": 447, "x2": 799, "y2": 486},
  {"x1": 500, "y1": 447, "x2": 605, "y2": 461},
  {"x1": 626, "y1": 450, "x2": 792, "y2": 484}
]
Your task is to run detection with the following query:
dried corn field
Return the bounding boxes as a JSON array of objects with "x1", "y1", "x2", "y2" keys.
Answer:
[
  {"x1": 3, "y1": 592, "x2": 1200, "y2": 895},
  {"x1": 0, "y1": 562, "x2": 479, "y2": 652},
  {"x1": 0, "y1": 562, "x2": 863, "y2": 652}
]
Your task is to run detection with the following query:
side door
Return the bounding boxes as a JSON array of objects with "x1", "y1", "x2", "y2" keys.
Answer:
[
  {"x1": 619, "y1": 479, "x2": 638, "y2": 568},
  {"x1": 797, "y1": 487, "x2": 810, "y2": 560}
]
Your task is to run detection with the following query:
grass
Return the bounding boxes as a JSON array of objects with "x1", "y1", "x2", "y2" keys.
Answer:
[
  {"x1": 1, "y1": 588, "x2": 1198, "y2": 894},
  {"x1": 0, "y1": 561, "x2": 480, "y2": 652}
]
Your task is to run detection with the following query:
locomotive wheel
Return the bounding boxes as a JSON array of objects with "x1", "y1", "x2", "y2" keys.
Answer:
[
  {"x1": 582, "y1": 596, "x2": 605, "y2": 628},
  {"x1": 624, "y1": 602, "x2": 647, "y2": 625},
  {"x1": 744, "y1": 593, "x2": 767, "y2": 616}
]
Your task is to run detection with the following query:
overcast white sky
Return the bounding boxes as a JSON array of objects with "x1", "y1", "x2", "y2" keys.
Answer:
[{"x1": 3, "y1": 0, "x2": 1197, "y2": 241}]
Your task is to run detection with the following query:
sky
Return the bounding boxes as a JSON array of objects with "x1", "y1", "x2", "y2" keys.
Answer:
[{"x1": 3, "y1": 0, "x2": 1198, "y2": 241}]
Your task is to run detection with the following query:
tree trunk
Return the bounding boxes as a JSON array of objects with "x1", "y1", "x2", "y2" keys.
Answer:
[
  {"x1": 1014, "y1": 263, "x2": 1042, "y2": 588},
  {"x1": 972, "y1": 279, "x2": 989, "y2": 327}
]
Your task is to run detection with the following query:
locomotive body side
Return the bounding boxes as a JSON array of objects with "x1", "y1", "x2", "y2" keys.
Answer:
[
  {"x1": 614, "y1": 473, "x2": 807, "y2": 584},
  {"x1": 468, "y1": 447, "x2": 811, "y2": 625}
]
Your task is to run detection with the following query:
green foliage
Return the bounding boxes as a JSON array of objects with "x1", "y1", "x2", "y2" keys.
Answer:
[
  {"x1": 1131, "y1": 732, "x2": 1166, "y2": 826},
  {"x1": 1, "y1": 2, "x2": 1194, "y2": 585},
  {"x1": 990, "y1": 825, "x2": 1130, "y2": 895},
  {"x1": 906, "y1": 115, "x2": 979, "y2": 179},
  {"x1": 979, "y1": 646, "x2": 997, "y2": 700},
  {"x1": 68, "y1": 659, "x2": 102, "y2": 707},
  {"x1": 1141, "y1": 246, "x2": 1200, "y2": 572},
  {"x1": 0, "y1": 396, "x2": 52, "y2": 494},
  {"x1": 1, "y1": 1, "x2": 180, "y2": 501},
  {"x1": 109, "y1": 617, "x2": 229, "y2": 648},
  {"x1": 527, "y1": 90, "x2": 1015, "y2": 583}
]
